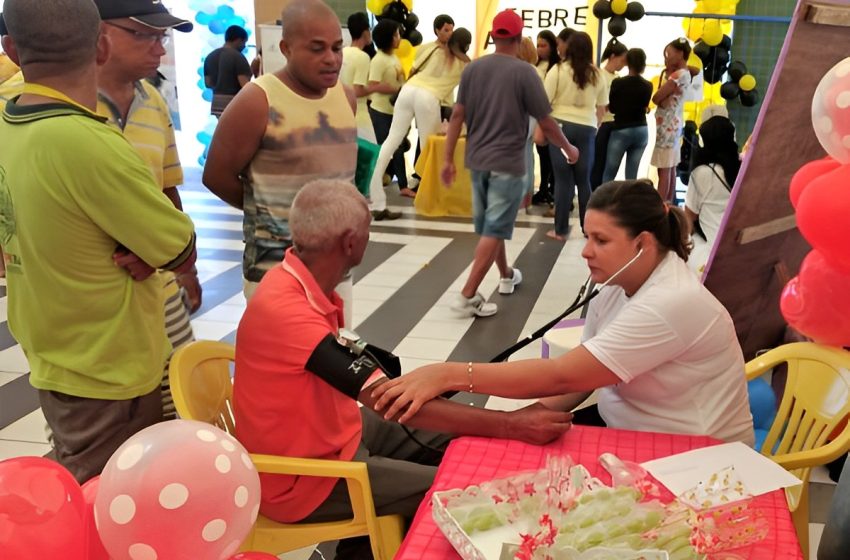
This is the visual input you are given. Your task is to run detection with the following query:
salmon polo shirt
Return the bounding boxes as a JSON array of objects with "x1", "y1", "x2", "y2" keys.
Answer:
[{"x1": 233, "y1": 248, "x2": 362, "y2": 522}]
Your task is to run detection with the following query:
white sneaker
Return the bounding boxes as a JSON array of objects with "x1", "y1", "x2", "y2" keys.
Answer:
[
  {"x1": 498, "y1": 268, "x2": 523, "y2": 295},
  {"x1": 452, "y1": 292, "x2": 498, "y2": 318}
]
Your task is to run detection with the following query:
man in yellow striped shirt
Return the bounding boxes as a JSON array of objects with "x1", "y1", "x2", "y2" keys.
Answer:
[{"x1": 93, "y1": 0, "x2": 198, "y2": 419}]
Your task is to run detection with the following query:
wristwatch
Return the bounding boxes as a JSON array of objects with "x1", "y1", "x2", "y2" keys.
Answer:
[{"x1": 337, "y1": 328, "x2": 367, "y2": 356}]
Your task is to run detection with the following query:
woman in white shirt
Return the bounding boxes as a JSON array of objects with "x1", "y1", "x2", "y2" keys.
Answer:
[
  {"x1": 372, "y1": 180, "x2": 754, "y2": 445},
  {"x1": 367, "y1": 28, "x2": 471, "y2": 218},
  {"x1": 685, "y1": 113, "x2": 739, "y2": 273},
  {"x1": 544, "y1": 31, "x2": 609, "y2": 240}
]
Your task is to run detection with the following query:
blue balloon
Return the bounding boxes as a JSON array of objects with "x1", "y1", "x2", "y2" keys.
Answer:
[
  {"x1": 209, "y1": 19, "x2": 226, "y2": 34},
  {"x1": 202, "y1": 89, "x2": 213, "y2": 102},
  {"x1": 748, "y1": 377, "x2": 777, "y2": 430},
  {"x1": 195, "y1": 12, "x2": 213, "y2": 25},
  {"x1": 216, "y1": 5, "x2": 235, "y2": 18}
]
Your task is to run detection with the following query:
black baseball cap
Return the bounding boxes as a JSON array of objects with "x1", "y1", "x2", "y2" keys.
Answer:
[{"x1": 94, "y1": 0, "x2": 193, "y2": 32}]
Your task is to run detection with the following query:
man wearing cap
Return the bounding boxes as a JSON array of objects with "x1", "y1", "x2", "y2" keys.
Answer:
[
  {"x1": 203, "y1": 0, "x2": 359, "y2": 311},
  {"x1": 93, "y1": 0, "x2": 200, "y2": 420},
  {"x1": 443, "y1": 9, "x2": 579, "y2": 318},
  {"x1": 0, "y1": 0, "x2": 196, "y2": 482}
]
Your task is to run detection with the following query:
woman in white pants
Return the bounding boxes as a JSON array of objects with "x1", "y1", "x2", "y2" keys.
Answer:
[{"x1": 368, "y1": 28, "x2": 471, "y2": 219}]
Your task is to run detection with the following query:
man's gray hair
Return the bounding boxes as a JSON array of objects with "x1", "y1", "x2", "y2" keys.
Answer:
[
  {"x1": 290, "y1": 179, "x2": 369, "y2": 252},
  {"x1": 3, "y1": 0, "x2": 100, "y2": 68}
]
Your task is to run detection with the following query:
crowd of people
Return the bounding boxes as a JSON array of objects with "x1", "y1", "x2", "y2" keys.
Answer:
[{"x1": 5, "y1": 1, "x2": 835, "y2": 559}]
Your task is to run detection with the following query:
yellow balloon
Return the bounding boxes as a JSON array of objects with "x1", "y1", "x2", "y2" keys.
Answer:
[
  {"x1": 611, "y1": 0, "x2": 628, "y2": 15},
  {"x1": 397, "y1": 38, "x2": 413, "y2": 59},
  {"x1": 702, "y1": 19, "x2": 723, "y2": 46},
  {"x1": 400, "y1": 52, "x2": 415, "y2": 77},
  {"x1": 366, "y1": 0, "x2": 390, "y2": 16},
  {"x1": 687, "y1": 52, "x2": 703, "y2": 71},
  {"x1": 704, "y1": 0, "x2": 722, "y2": 12},
  {"x1": 739, "y1": 74, "x2": 757, "y2": 91}
]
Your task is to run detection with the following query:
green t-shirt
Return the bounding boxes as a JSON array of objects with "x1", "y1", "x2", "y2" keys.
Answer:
[{"x1": 0, "y1": 100, "x2": 195, "y2": 399}]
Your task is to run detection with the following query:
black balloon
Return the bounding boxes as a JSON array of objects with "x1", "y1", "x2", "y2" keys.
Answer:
[
  {"x1": 693, "y1": 40, "x2": 711, "y2": 63},
  {"x1": 608, "y1": 15, "x2": 627, "y2": 37},
  {"x1": 625, "y1": 2, "x2": 645, "y2": 21},
  {"x1": 593, "y1": 0, "x2": 613, "y2": 19},
  {"x1": 407, "y1": 29, "x2": 423, "y2": 46},
  {"x1": 382, "y1": 1, "x2": 407, "y2": 22},
  {"x1": 703, "y1": 63, "x2": 726, "y2": 84},
  {"x1": 728, "y1": 60, "x2": 747, "y2": 82},
  {"x1": 720, "y1": 34, "x2": 732, "y2": 50},
  {"x1": 720, "y1": 81, "x2": 740, "y2": 100},
  {"x1": 714, "y1": 46, "x2": 730, "y2": 67},
  {"x1": 404, "y1": 13, "x2": 419, "y2": 31},
  {"x1": 740, "y1": 89, "x2": 759, "y2": 107}
]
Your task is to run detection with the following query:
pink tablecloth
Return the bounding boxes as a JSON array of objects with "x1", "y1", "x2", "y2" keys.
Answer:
[{"x1": 395, "y1": 425, "x2": 803, "y2": 560}]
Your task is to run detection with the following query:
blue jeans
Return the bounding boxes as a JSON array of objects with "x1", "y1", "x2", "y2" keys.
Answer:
[
  {"x1": 470, "y1": 170, "x2": 526, "y2": 240},
  {"x1": 548, "y1": 121, "x2": 596, "y2": 235},
  {"x1": 819, "y1": 457, "x2": 850, "y2": 560},
  {"x1": 603, "y1": 126, "x2": 648, "y2": 183}
]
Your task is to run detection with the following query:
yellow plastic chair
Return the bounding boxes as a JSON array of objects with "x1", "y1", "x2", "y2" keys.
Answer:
[
  {"x1": 169, "y1": 340, "x2": 404, "y2": 559},
  {"x1": 745, "y1": 342, "x2": 850, "y2": 559}
]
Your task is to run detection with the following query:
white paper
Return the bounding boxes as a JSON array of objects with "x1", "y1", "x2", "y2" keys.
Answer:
[{"x1": 640, "y1": 442, "x2": 802, "y2": 497}]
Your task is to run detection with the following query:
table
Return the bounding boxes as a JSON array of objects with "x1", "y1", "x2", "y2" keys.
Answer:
[
  {"x1": 414, "y1": 134, "x2": 473, "y2": 217},
  {"x1": 395, "y1": 425, "x2": 803, "y2": 560}
]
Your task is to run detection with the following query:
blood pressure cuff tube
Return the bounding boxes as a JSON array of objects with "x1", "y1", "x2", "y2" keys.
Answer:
[{"x1": 305, "y1": 334, "x2": 383, "y2": 399}]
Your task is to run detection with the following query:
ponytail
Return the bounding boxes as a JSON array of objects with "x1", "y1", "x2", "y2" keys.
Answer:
[{"x1": 662, "y1": 205, "x2": 693, "y2": 262}]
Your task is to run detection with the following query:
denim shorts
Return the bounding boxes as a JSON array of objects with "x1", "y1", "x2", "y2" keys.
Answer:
[{"x1": 471, "y1": 170, "x2": 526, "y2": 240}]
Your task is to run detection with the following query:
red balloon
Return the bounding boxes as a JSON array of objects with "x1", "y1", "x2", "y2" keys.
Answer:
[
  {"x1": 0, "y1": 457, "x2": 87, "y2": 560},
  {"x1": 795, "y1": 163, "x2": 850, "y2": 272},
  {"x1": 228, "y1": 553, "x2": 279, "y2": 559},
  {"x1": 81, "y1": 476, "x2": 111, "y2": 560},
  {"x1": 789, "y1": 157, "x2": 841, "y2": 209},
  {"x1": 780, "y1": 249, "x2": 850, "y2": 347}
]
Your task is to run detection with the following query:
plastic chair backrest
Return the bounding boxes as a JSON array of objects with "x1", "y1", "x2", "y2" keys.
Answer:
[
  {"x1": 169, "y1": 340, "x2": 236, "y2": 435},
  {"x1": 746, "y1": 342, "x2": 850, "y2": 483}
]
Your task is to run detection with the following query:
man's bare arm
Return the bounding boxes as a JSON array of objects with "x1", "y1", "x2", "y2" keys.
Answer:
[
  {"x1": 359, "y1": 378, "x2": 572, "y2": 445},
  {"x1": 202, "y1": 85, "x2": 268, "y2": 209}
]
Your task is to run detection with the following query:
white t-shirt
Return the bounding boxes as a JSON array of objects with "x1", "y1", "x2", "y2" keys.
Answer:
[
  {"x1": 686, "y1": 164, "x2": 732, "y2": 272},
  {"x1": 582, "y1": 252, "x2": 754, "y2": 444},
  {"x1": 685, "y1": 164, "x2": 731, "y2": 247}
]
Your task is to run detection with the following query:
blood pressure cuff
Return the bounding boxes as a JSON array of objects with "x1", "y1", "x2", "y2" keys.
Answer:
[{"x1": 304, "y1": 335, "x2": 400, "y2": 399}]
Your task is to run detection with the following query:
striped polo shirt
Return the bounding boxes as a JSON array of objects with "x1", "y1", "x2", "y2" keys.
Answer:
[
  {"x1": 98, "y1": 80, "x2": 183, "y2": 190},
  {"x1": 0, "y1": 70, "x2": 23, "y2": 111}
]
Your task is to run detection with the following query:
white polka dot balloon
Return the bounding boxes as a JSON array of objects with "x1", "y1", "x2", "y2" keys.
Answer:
[
  {"x1": 94, "y1": 420, "x2": 261, "y2": 560},
  {"x1": 812, "y1": 57, "x2": 850, "y2": 163}
]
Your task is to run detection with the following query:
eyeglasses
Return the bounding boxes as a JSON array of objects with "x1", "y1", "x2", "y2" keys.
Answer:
[{"x1": 105, "y1": 22, "x2": 170, "y2": 47}]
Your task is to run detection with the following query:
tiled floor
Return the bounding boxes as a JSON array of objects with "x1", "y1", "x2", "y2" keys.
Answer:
[{"x1": 0, "y1": 169, "x2": 839, "y2": 558}]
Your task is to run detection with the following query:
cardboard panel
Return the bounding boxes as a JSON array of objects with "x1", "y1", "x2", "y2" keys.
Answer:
[{"x1": 702, "y1": 0, "x2": 850, "y2": 359}]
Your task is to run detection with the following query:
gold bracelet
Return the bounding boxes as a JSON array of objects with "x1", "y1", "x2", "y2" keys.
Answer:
[{"x1": 467, "y1": 362, "x2": 474, "y2": 393}]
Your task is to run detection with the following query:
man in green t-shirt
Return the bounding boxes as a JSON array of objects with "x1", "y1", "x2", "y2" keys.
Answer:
[{"x1": 0, "y1": 0, "x2": 196, "y2": 483}]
